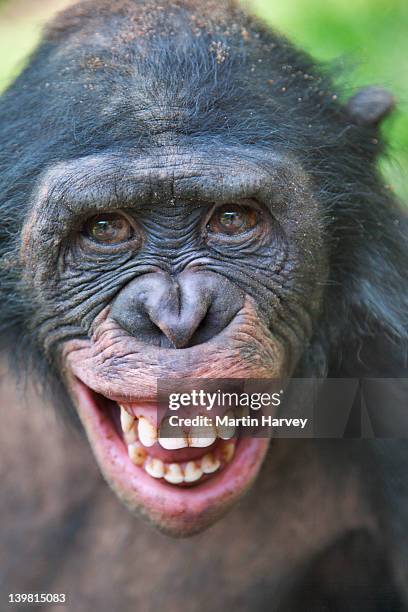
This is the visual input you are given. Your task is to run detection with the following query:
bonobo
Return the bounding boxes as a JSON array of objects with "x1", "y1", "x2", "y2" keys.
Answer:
[{"x1": 1, "y1": 0, "x2": 408, "y2": 607}]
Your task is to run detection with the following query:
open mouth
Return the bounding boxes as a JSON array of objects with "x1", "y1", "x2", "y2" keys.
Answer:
[
  {"x1": 100, "y1": 390, "x2": 239, "y2": 486},
  {"x1": 68, "y1": 375, "x2": 270, "y2": 535}
]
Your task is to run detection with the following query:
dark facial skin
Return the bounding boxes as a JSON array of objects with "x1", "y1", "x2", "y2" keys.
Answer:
[{"x1": 22, "y1": 148, "x2": 324, "y2": 371}]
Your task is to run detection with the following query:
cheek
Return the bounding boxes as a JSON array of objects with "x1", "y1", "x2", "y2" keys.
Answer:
[{"x1": 200, "y1": 206, "x2": 327, "y2": 323}]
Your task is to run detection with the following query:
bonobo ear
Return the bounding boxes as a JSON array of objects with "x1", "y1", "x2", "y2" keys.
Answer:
[{"x1": 346, "y1": 86, "x2": 396, "y2": 127}]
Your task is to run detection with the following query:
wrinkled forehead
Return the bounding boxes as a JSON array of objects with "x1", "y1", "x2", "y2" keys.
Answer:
[
  {"x1": 19, "y1": 146, "x2": 317, "y2": 263},
  {"x1": 24, "y1": 146, "x2": 309, "y2": 221}
]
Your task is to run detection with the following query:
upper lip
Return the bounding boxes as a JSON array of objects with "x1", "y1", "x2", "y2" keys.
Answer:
[
  {"x1": 71, "y1": 375, "x2": 159, "y2": 405},
  {"x1": 105, "y1": 394, "x2": 159, "y2": 405}
]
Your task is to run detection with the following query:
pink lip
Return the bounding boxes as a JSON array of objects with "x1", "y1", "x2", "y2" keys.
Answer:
[{"x1": 69, "y1": 376, "x2": 271, "y2": 535}]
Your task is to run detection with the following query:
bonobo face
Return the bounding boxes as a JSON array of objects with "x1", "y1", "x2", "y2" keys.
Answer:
[{"x1": 21, "y1": 145, "x2": 326, "y2": 535}]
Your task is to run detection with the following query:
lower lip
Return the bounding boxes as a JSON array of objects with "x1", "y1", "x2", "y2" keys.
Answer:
[{"x1": 70, "y1": 377, "x2": 270, "y2": 532}]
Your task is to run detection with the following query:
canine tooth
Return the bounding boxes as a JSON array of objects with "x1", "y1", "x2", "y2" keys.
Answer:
[
  {"x1": 201, "y1": 453, "x2": 221, "y2": 474},
  {"x1": 124, "y1": 426, "x2": 138, "y2": 445},
  {"x1": 217, "y1": 410, "x2": 236, "y2": 440},
  {"x1": 138, "y1": 417, "x2": 157, "y2": 447},
  {"x1": 189, "y1": 424, "x2": 216, "y2": 448},
  {"x1": 159, "y1": 418, "x2": 188, "y2": 449},
  {"x1": 145, "y1": 457, "x2": 165, "y2": 479},
  {"x1": 164, "y1": 463, "x2": 184, "y2": 484},
  {"x1": 184, "y1": 461, "x2": 203, "y2": 483},
  {"x1": 220, "y1": 442, "x2": 235, "y2": 464},
  {"x1": 128, "y1": 444, "x2": 147, "y2": 466},
  {"x1": 120, "y1": 407, "x2": 135, "y2": 433}
]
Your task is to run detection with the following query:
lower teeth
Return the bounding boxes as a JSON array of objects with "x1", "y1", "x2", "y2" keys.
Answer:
[{"x1": 126, "y1": 439, "x2": 235, "y2": 485}]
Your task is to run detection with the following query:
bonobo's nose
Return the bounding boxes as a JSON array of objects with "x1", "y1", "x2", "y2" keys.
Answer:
[{"x1": 110, "y1": 271, "x2": 245, "y2": 348}]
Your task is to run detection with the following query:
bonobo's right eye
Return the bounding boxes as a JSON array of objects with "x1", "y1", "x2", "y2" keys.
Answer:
[{"x1": 82, "y1": 213, "x2": 139, "y2": 246}]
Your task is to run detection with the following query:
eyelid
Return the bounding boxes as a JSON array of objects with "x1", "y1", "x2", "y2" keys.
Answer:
[
  {"x1": 210, "y1": 199, "x2": 263, "y2": 213},
  {"x1": 79, "y1": 210, "x2": 143, "y2": 251},
  {"x1": 86, "y1": 213, "x2": 131, "y2": 238},
  {"x1": 212, "y1": 207, "x2": 257, "y2": 229},
  {"x1": 205, "y1": 200, "x2": 261, "y2": 231},
  {"x1": 204, "y1": 199, "x2": 262, "y2": 220},
  {"x1": 201, "y1": 199, "x2": 269, "y2": 247}
]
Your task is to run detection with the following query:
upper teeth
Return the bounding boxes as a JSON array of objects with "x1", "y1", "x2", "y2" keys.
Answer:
[
  {"x1": 188, "y1": 423, "x2": 217, "y2": 448},
  {"x1": 159, "y1": 436, "x2": 189, "y2": 450},
  {"x1": 120, "y1": 407, "x2": 136, "y2": 433},
  {"x1": 119, "y1": 407, "x2": 235, "y2": 449},
  {"x1": 217, "y1": 410, "x2": 236, "y2": 440},
  {"x1": 158, "y1": 417, "x2": 188, "y2": 450},
  {"x1": 138, "y1": 416, "x2": 157, "y2": 447}
]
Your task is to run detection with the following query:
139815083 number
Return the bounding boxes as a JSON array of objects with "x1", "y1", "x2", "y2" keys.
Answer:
[{"x1": 9, "y1": 593, "x2": 67, "y2": 604}]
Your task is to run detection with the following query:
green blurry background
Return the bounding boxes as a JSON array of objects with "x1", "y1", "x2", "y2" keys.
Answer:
[{"x1": 0, "y1": 0, "x2": 406, "y2": 198}]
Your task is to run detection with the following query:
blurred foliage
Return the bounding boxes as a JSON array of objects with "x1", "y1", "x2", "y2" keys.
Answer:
[
  {"x1": 251, "y1": 0, "x2": 408, "y2": 199},
  {"x1": 0, "y1": 0, "x2": 406, "y2": 197},
  {"x1": 0, "y1": 0, "x2": 71, "y2": 90}
]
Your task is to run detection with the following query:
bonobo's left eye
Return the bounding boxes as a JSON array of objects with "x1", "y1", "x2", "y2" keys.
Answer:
[
  {"x1": 83, "y1": 213, "x2": 136, "y2": 245},
  {"x1": 206, "y1": 203, "x2": 259, "y2": 237}
]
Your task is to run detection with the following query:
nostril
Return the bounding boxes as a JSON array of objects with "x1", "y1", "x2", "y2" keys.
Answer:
[
  {"x1": 187, "y1": 303, "x2": 241, "y2": 347},
  {"x1": 110, "y1": 270, "x2": 245, "y2": 348},
  {"x1": 187, "y1": 309, "x2": 212, "y2": 347}
]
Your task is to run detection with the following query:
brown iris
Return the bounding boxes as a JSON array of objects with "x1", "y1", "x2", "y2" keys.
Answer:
[
  {"x1": 84, "y1": 213, "x2": 134, "y2": 245},
  {"x1": 207, "y1": 204, "x2": 259, "y2": 236}
]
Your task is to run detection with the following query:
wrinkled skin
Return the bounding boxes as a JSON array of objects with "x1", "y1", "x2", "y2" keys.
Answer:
[
  {"x1": 1, "y1": 0, "x2": 408, "y2": 609},
  {"x1": 22, "y1": 149, "x2": 323, "y2": 370}
]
